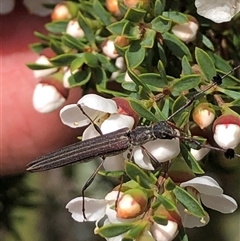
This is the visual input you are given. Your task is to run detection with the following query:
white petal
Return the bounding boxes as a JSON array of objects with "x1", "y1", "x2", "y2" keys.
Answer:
[
  {"x1": 133, "y1": 147, "x2": 155, "y2": 170},
  {"x1": 33, "y1": 56, "x2": 58, "y2": 78},
  {"x1": 195, "y1": 0, "x2": 240, "y2": 23},
  {"x1": 60, "y1": 104, "x2": 94, "y2": 128},
  {"x1": 180, "y1": 176, "x2": 223, "y2": 195},
  {"x1": 82, "y1": 125, "x2": 101, "y2": 140},
  {"x1": 190, "y1": 147, "x2": 210, "y2": 161},
  {"x1": 177, "y1": 203, "x2": 210, "y2": 228},
  {"x1": 0, "y1": 0, "x2": 15, "y2": 14},
  {"x1": 214, "y1": 124, "x2": 240, "y2": 149},
  {"x1": 102, "y1": 40, "x2": 119, "y2": 59},
  {"x1": 200, "y1": 193, "x2": 238, "y2": 213},
  {"x1": 105, "y1": 191, "x2": 123, "y2": 201},
  {"x1": 66, "y1": 20, "x2": 85, "y2": 38},
  {"x1": 33, "y1": 83, "x2": 65, "y2": 113},
  {"x1": 142, "y1": 138, "x2": 180, "y2": 163},
  {"x1": 103, "y1": 155, "x2": 125, "y2": 171},
  {"x1": 78, "y1": 94, "x2": 118, "y2": 114},
  {"x1": 101, "y1": 114, "x2": 134, "y2": 134},
  {"x1": 151, "y1": 220, "x2": 179, "y2": 241},
  {"x1": 66, "y1": 197, "x2": 107, "y2": 222}
]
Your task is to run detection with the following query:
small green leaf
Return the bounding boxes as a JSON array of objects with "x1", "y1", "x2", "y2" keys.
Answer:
[
  {"x1": 93, "y1": 0, "x2": 111, "y2": 26},
  {"x1": 155, "y1": 194, "x2": 177, "y2": 211},
  {"x1": 181, "y1": 56, "x2": 193, "y2": 75},
  {"x1": 50, "y1": 40, "x2": 64, "y2": 55},
  {"x1": 173, "y1": 186, "x2": 207, "y2": 218},
  {"x1": 78, "y1": 12, "x2": 95, "y2": 45},
  {"x1": 201, "y1": 34, "x2": 214, "y2": 50},
  {"x1": 123, "y1": 221, "x2": 148, "y2": 240},
  {"x1": 97, "y1": 223, "x2": 135, "y2": 238},
  {"x1": 140, "y1": 29, "x2": 156, "y2": 48},
  {"x1": 151, "y1": 16, "x2": 172, "y2": 33},
  {"x1": 173, "y1": 75, "x2": 201, "y2": 93},
  {"x1": 139, "y1": 73, "x2": 166, "y2": 88},
  {"x1": 124, "y1": 8, "x2": 146, "y2": 23},
  {"x1": 68, "y1": 68, "x2": 91, "y2": 87},
  {"x1": 180, "y1": 143, "x2": 205, "y2": 174},
  {"x1": 157, "y1": 61, "x2": 168, "y2": 85},
  {"x1": 217, "y1": 87, "x2": 240, "y2": 100},
  {"x1": 29, "y1": 43, "x2": 48, "y2": 54},
  {"x1": 34, "y1": 31, "x2": 50, "y2": 41},
  {"x1": 45, "y1": 20, "x2": 68, "y2": 33},
  {"x1": 162, "y1": 32, "x2": 192, "y2": 61},
  {"x1": 157, "y1": 42, "x2": 167, "y2": 67},
  {"x1": 70, "y1": 55, "x2": 84, "y2": 71},
  {"x1": 128, "y1": 98, "x2": 158, "y2": 122},
  {"x1": 122, "y1": 82, "x2": 138, "y2": 92},
  {"x1": 84, "y1": 52, "x2": 99, "y2": 67},
  {"x1": 195, "y1": 47, "x2": 216, "y2": 81},
  {"x1": 62, "y1": 34, "x2": 86, "y2": 51},
  {"x1": 125, "y1": 162, "x2": 154, "y2": 189},
  {"x1": 154, "y1": 0, "x2": 165, "y2": 15},
  {"x1": 107, "y1": 20, "x2": 129, "y2": 35},
  {"x1": 96, "y1": 53, "x2": 119, "y2": 72},
  {"x1": 152, "y1": 215, "x2": 168, "y2": 225},
  {"x1": 50, "y1": 54, "x2": 77, "y2": 66},
  {"x1": 162, "y1": 11, "x2": 188, "y2": 24},
  {"x1": 125, "y1": 41, "x2": 146, "y2": 68},
  {"x1": 26, "y1": 63, "x2": 56, "y2": 70},
  {"x1": 95, "y1": 67, "x2": 107, "y2": 88}
]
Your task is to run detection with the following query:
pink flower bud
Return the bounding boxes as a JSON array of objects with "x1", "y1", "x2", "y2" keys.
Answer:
[
  {"x1": 51, "y1": 3, "x2": 72, "y2": 21},
  {"x1": 172, "y1": 16, "x2": 199, "y2": 43},
  {"x1": 116, "y1": 189, "x2": 148, "y2": 219},
  {"x1": 33, "y1": 55, "x2": 58, "y2": 79},
  {"x1": 213, "y1": 114, "x2": 240, "y2": 149},
  {"x1": 192, "y1": 103, "x2": 215, "y2": 129},
  {"x1": 33, "y1": 80, "x2": 68, "y2": 113},
  {"x1": 66, "y1": 20, "x2": 85, "y2": 38},
  {"x1": 102, "y1": 40, "x2": 119, "y2": 59}
]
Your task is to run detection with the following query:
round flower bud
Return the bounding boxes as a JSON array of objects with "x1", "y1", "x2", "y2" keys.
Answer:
[
  {"x1": 66, "y1": 19, "x2": 85, "y2": 38},
  {"x1": 102, "y1": 39, "x2": 119, "y2": 59},
  {"x1": 106, "y1": 0, "x2": 121, "y2": 16},
  {"x1": 192, "y1": 103, "x2": 215, "y2": 129},
  {"x1": 116, "y1": 189, "x2": 148, "y2": 219},
  {"x1": 172, "y1": 16, "x2": 199, "y2": 43},
  {"x1": 33, "y1": 80, "x2": 68, "y2": 113},
  {"x1": 213, "y1": 114, "x2": 240, "y2": 149},
  {"x1": 51, "y1": 3, "x2": 72, "y2": 21}
]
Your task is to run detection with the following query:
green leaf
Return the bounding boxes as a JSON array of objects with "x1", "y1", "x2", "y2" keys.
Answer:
[
  {"x1": 68, "y1": 68, "x2": 91, "y2": 87},
  {"x1": 122, "y1": 82, "x2": 138, "y2": 92},
  {"x1": 139, "y1": 73, "x2": 166, "y2": 88},
  {"x1": 195, "y1": 47, "x2": 216, "y2": 81},
  {"x1": 45, "y1": 20, "x2": 68, "y2": 33},
  {"x1": 107, "y1": 20, "x2": 129, "y2": 35},
  {"x1": 123, "y1": 221, "x2": 148, "y2": 240},
  {"x1": 157, "y1": 42, "x2": 167, "y2": 67},
  {"x1": 162, "y1": 11, "x2": 188, "y2": 24},
  {"x1": 34, "y1": 31, "x2": 50, "y2": 41},
  {"x1": 201, "y1": 34, "x2": 214, "y2": 50},
  {"x1": 162, "y1": 32, "x2": 192, "y2": 60},
  {"x1": 26, "y1": 63, "x2": 56, "y2": 70},
  {"x1": 50, "y1": 54, "x2": 77, "y2": 66},
  {"x1": 78, "y1": 12, "x2": 95, "y2": 45},
  {"x1": 128, "y1": 98, "x2": 158, "y2": 122},
  {"x1": 29, "y1": 43, "x2": 49, "y2": 53},
  {"x1": 93, "y1": 0, "x2": 111, "y2": 26},
  {"x1": 96, "y1": 53, "x2": 119, "y2": 72},
  {"x1": 123, "y1": 22, "x2": 143, "y2": 40},
  {"x1": 70, "y1": 55, "x2": 84, "y2": 71},
  {"x1": 97, "y1": 223, "x2": 135, "y2": 238},
  {"x1": 125, "y1": 41, "x2": 145, "y2": 68},
  {"x1": 173, "y1": 75, "x2": 201, "y2": 93},
  {"x1": 62, "y1": 33, "x2": 86, "y2": 51},
  {"x1": 95, "y1": 67, "x2": 108, "y2": 88},
  {"x1": 124, "y1": 8, "x2": 146, "y2": 22},
  {"x1": 84, "y1": 52, "x2": 99, "y2": 67},
  {"x1": 181, "y1": 56, "x2": 193, "y2": 75},
  {"x1": 50, "y1": 40, "x2": 64, "y2": 55},
  {"x1": 180, "y1": 143, "x2": 205, "y2": 174},
  {"x1": 157, "y1": 61, "x2": 168, "y2": 85},
  {"x1": 140, "y1": 29, "x2": 156, "y2": 48},
  {"x1": 154, "y1": 0, "x2": 166, "y2": 16},
  {"x1": 155, "y1": 194, "x2": 177, "y2": 211},
  {"x1": 98, "y1": 170, "x2": 125, "y2": 178},
  {"x1": 125, "y1": 162, "x2": 154, "y2": 189},
  {"x1": 151, "y1": 16, "x2": 172, "y2": 33},
  {"x1": 152, "y1": 215, "x2": 168, "y2": 225},
  {"x1": 217, "y1": 87, "x2": 240, "y2": 100},
  {"x1": 230, "y1": 98, "x2": 240, "y2": 106},
  {"x1": 173, "y1": 186, "x2": 207, "y2": 218}
]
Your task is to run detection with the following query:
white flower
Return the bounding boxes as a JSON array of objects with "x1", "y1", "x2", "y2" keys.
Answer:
[
  {"x1": 195, "y1": 0, "x2": 240, "y2": 23},
  {"x1": 102, "y1": 40, "x2": 119, "y2": 59},
  {"x1": 172, "y1": 17, "x2": 199, "y2": 43},
  {"x1": 66, "y1": 20, "x2": 85, "y2": 38},
  {"x1": 179, "y1": 176, "x2": 237, "y2": 228},
  {"x1": 33, "y1": 82, "x2": 66, "y2": 113},
  {"x1": 60, "y1": 94, "x2": 134, "y2": 170},
  {"x1": 33, "y1": 55, "x2": 58, "y2": 79},
  {"x1": 133, "y1": 134, "x2": 180, "y2": 170}
]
